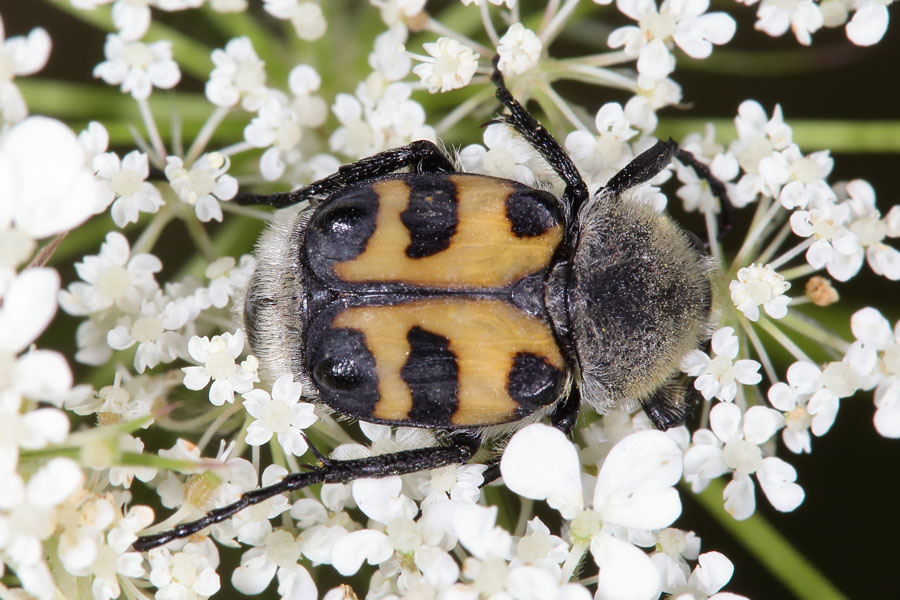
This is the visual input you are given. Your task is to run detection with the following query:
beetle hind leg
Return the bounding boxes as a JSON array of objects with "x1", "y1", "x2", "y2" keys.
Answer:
[{"x1": 132, "y1": 432, "x2": 480, "y2": 551}]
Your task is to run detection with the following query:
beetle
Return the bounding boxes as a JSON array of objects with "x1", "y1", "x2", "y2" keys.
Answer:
[{"x1": 133, "y1": 58, "x2": 731, "y2": 551}]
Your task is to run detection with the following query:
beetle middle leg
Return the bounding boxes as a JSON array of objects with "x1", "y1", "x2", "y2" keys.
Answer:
[{"x1": 238, "y1": 139, "x2": 456, "y2": 208}]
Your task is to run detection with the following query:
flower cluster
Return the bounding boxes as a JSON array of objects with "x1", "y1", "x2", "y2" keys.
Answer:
[{"x1": 2, "y1": 1, "x2": 898, "y2": 600}]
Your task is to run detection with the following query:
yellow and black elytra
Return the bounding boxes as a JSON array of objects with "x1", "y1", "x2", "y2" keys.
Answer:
[{"x1": 133, "y1": 58, "x2": 734, "y2": 551}]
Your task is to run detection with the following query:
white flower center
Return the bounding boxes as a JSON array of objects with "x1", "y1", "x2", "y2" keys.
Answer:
[
  {"x1": 517, "y1": 532, "x2": 553, "y2": 562},
  {"x1": 276, "y1": 120, "x2": 302, "y2": 149},
  {"x1": 643, "y1": 13, "x2": 677, "y2": 41},
  {"x1": 569, "y1": 509, "x2": 603, "y2": 543},
  {"x1": 187, "y1": 168, "x2": 216, "y2": 197},
  {"x1": 849, "y1": 216, "x2": 886, "y2": 247},
  {"x1": 792, "y1": 157, "x2": 821, "y2": 183},
  {"x1": 722, "y1": 439, "x2": 763, "y2": 474},
  {"x1": 91, "y1": 544, "x2": 120, "y2": 579},
  {"x1": 882, "y1": 343, "x2": 900, "y2": 376},
  {"x1": 387, "y1": 517, "x2": 421, "y2": 553},
  {"x1": 97, "y1": 264, "x2": 131, "y2": 300},
  {"x1": 170, "y1": 552, "x2": 200, "y2": 586},
  {"x1": 738, "y1": 137, "x2": 774, "y2": 174},
  {"x1": 204, "y1": 342, "x2": 237, "y2": 380},
  {"x1": 469, "y1": 556, "x2": 507, "y2": 595},
  {"x1": 110, "y1": 167, "x2": 144, "y2": 197},
  {"x1": 132, "y1": 316, "x2": 164, "y2": 342},
  {"x1": 657, "y1": 528, "x2": 688, "y2": 557},
  {"x1": 261, "y1": 400, "x2": 292, "y2": 433},
  {"x1": 811, "y1": 210, "x2": 840, "y2": 240},
  {"x1": 821, "y1": 361, "x2": 858, "y2": 397},
  {"x1": 122, "y1": 42, "x2": 154, "y2": 69},
  {"x1": 266, "y1": 530, "x2": 302, "y2": 568},
  {"x1": 234, "y1": 58, "x2": 266, "y2": 93},
  {"x1": 786, "y1": 406, "x2": 812, "y2": 432}
]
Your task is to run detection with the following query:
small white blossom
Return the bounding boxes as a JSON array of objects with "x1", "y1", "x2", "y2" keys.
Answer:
[
  {"x1": 790, "y1": 198, "x2": 862, "y2": 281},
  {"x1": 263, "y1": 0, "x2": 327, "y2": 41},
  {"x1": 59, "y1": 231, "x2": 162, "y2": 316},
  {"x1": 684, "y1": 402, "x2": 802, "y2": 519},
  {"x1": 107, "y1": 291, "x2": 191, "y2": 372},
  {"x1": 608, "y1": 0, "x2": 736, "y2": 83},
  {"x1": 728, "y1": 101, "x2": 793, "y2": 205},
  {"x1": 242, "y1": 374, "x2": 317, "y2": 456},
  {"x1": 842, "y1": 179, "x2": 900, "y2": 280},
  {"x1": 681, "y1": 327, "x2": 762, "y2": 402},
  {"x1": 669, "y1": 551, "x2": 748, "y2": 600},
  {"x1": 412, "y1": 37, "x2": 479, "y2": 93},
  {"x1": 205, "y1": 36, "x2": 269, "y2": 110},
  {"x1": 165, "y1": 152, "x2": 238, "y2": 222},
  {"x1": 754, "y1": 0, "x2": 824, "y2": 45},
  {"x1": 0, "y1": 19, "x2": 51, "y2": 126},
  {"x1": 851, "y1": 307, "x2": 900, "y2": 437},
  {"x1": 496, "y1": 23, "x2": 543, "y2": 75},
  {"x1": 232, "y1": 529, "x2": 317, "y2": 597},
  {"x1": 182, "y1": 330, "x2": 259, "y2": 406},
  {"x1": 565, "y1": 102, "x2": 638, "y2": 190},
  {"x1": 94, "y1": 150, "x2": 165, "y2": 227},
  {"x1": 93, "y1": 34, "x2": 180, "y2": 99},
  {"x1": 460, "y1": 123, "x2": 543, "y2": 186},
  {"x1": 148, "y1": 539, "x2": 221, "y2": 600},
  {"x1": 729, "y1": 263, "x2": 791, "y2": 321}
]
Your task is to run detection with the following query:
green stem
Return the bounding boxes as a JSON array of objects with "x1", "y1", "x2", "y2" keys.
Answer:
[{"x1": 693, "y1": 479, "x2": 847, "y2": 600}]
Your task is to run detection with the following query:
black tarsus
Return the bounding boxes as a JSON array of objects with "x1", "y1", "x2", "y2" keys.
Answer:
[{"x1": 133, "y1": 434, "x2": 479, "y2": 551}]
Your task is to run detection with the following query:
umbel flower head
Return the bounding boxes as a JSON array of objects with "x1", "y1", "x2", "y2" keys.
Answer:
[{"x1": 2, "y1": 2, "x2": 899, "y2": 600}]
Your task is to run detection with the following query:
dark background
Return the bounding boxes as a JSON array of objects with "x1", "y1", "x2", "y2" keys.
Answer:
[{"x1": 3, "y1": 1, "x2": 898, "y2": 598}]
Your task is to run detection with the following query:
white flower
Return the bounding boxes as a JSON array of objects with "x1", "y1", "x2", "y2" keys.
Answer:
[
  {"x1": 194, "y1": 254, "x2": 256, "y2": 310},
  {"x1": 58, "y1": 231, "x2": 161, "y2": 316},
  {"x1": 263, "y1": 0, "x2": 327, "y2": 41},
  {"x1": 244, "y1": 67, "x2": 328, "y2": 181},
  {"x1": 850, "y1": 307, "x2": 900, "y2": 437},
  {"x1": 232, "y1": 529, "x2": 317, "y2": 597},
  {"x1": 329, "y1": 82, "x2": 435, "y2": 158},
  {"x1": 842, "y1": 179, "x2": 900, "y2": 280},
  {"x1": 608, "y1": 0, "x2": 736, "y2": 83},
  {"x1": 94, "y1": 150, "x2": 165, "y2": 227},
  {"x1": 497, "y1": 23, "x2": 543, "y2": 75},
  {"x1": 564, "y1": 103, "x2": 638, "y2": 190},
  {"x1": 669, "y1": 551, "x2": 748, "y2": 600},
  {"x1": 0, "y1": 19, "x2": 51, "y2": 126},
  {"x1": 205, "y1": 36, "x2": 269, "y2": 110},
  {"x1": 0, "y1": 117, "x2": 107, "y2": 238},
  {"x1": 148, "y1": 539, "x2": 221, "y2": 600},
  {"x1": 182, "y1": 330, "x2": 259, "y2": 406},
  {"x1": 790, "y1": 197, "x2": 862, "y2": 281},
  {"x1": 109, "y1": 0, "x2": 153, "y2": 41},
  {"x1": 503, "y1": 425, "x2": 684, "y2": 600},
  {"x1": 728, "y1": 101, "x2": 792, "y2": 205},
  {"x1": 754, "y1": 0, "x2": 824, "y2": 45},
  {"x1": 412, "y1": 37, "x2": 479, "y2": 93},
  {"x1": 684, "y1": 402, "x2": 802, "y2": 519},
  {"x1": 242, "y1": 374, "x2": 317, "y2": 456},
  {"x1": 846, "y1": 0, "x2": 892, "y2": 45},
  {"x1": 107, "y1": 291, "x2": 191, "y2": 372},
  {"x1": 777, "y1": 146, "x2": 835, "y2": 210},
  {"x1": 93, "y1": 34, "x2": 180, "y2": 99},
  {"x1": 681, "y1": 327, "x2": 762, "y2": 402},
  {"x1": 165, "y1": 152, "x2": 238, "y2": 222},
  {"x1": 460, "y1": 123, "x2": 544, "y2": 186},
  {"x1": 729, "y1": 263, "x2": 791, "y2": 321}
]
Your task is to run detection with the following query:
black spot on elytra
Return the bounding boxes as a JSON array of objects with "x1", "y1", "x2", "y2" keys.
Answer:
[
  {"x1": 507, "y1": 352, "x2": 564, "y2": 415},
  {"x1": 402, "y1": 326, "x2": 459, "y2": 425},
  {"x1": 505, "y1": 188, "x2": 561, "y2": 237},
  {"x1": 306, "y1": 185, "x2": 378, "y2": 264},
  {"x1": 308, "y1": 327, "x2": 379, "y2": 418},
  {"x1": 402, "y1": 177, "x2": 458, "y2": 258}
]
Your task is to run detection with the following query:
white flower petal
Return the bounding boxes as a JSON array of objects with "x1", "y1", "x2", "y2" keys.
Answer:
[
  {"x1": 722, "y1": 473, "x2": 755, "y2": 520},
  {"x1": 757, "y1": 457, "x2": 805, "y2": 512},
  {"x1": 591, "y1": 532, "x2": 661, "y2": 600},
  {"x1": 501, "y1": 424, "x2": 584, "y2": 518},
  {"x1": 330, "y1": 529, "x2": 392, "y2": 576}
]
